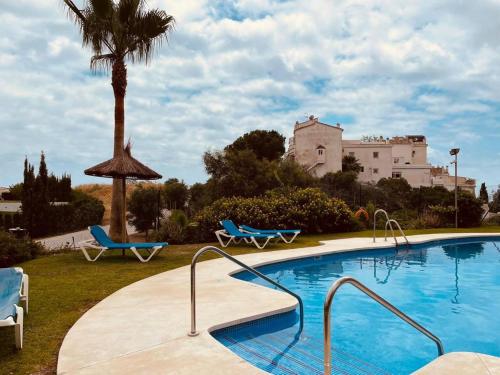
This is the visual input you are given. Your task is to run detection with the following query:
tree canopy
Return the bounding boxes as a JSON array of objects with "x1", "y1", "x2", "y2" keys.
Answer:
[
  {"x1": 63, "y1": 0, "x2": 175, "y2": 70},
  {"x1": 225, "y1": 130, "x2": 285, "y2": 161},
  {"x1": 342, "y1": 155, "x2": 363, "y2": 174},
  {"x1": 163, "y1": 178, "x2": 188, "y2": 209},
  {"x1": 479, "y1": 182, "x2": 488, "y2": 204}
]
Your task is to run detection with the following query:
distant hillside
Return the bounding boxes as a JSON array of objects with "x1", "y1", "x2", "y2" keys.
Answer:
[{"x1": 76, "y1": 183, "x2": 161, "y2": 225}]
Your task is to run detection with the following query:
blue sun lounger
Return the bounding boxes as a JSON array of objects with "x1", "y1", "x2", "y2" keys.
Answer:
[
  {"x1": 0, "y1": 267, "x2": 29, "y2": 349},
  {"x1": 78, "y1": 225, "x2": 168, "y2": 263},
  {"x1": 215, "y1": 220, "x2": 280, "y2": 249},
  {"x1": 239, "y1": 224, "x2": 301, "y2": 243}
]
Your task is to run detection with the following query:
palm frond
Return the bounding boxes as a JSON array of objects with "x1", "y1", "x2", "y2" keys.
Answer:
[
  {"x1": 62, "y1": 0, "x2": 174, "y2": 66},
  {"x1": 126, "y1": 9, "x2": 175, "y2": 64},
  {"x1": 89, "y1": 0, "x2": 113, "y2": 20},
  {"x1": 90, "y1": 53, "x2": 115, "y2": 72},
  {"x1": 62, "y1": 0, "x2": 86, "y2": 26},
  {"x1": 117, "y1": 0, "x2": 143, "y2": 25}
]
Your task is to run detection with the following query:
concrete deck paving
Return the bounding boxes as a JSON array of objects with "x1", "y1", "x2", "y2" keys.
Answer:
[{"x1": 57, "y1": 233, "x2": 500, "y2": 375}]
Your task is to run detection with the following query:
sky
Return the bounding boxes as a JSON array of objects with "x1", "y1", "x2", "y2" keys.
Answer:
[{"x1": 1, "y1": 0, "x2": 500, "y2": 194}]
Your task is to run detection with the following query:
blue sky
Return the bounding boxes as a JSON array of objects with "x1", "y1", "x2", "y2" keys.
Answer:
[{"x1": 1, "y1": 0, "x2": 500, "y2": 194}]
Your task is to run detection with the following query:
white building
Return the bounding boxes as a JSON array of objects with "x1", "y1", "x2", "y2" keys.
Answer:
[
  {"x1": 287, "y1": 116, "x2": 476, "y2": 192},
  {"x1": 430, "y1": 166, "x2": 476, "y2": 195}
]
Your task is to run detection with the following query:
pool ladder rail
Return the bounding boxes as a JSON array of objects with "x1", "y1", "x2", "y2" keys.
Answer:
[
  {"x1": 323, "y1": 276, "x2": 445, "y2": 375},
  {"x1": 188, "y1": 246, "x2": 304, "y2": 337},
  {"x1": 373, "y1": 209, "x2": 409, "y2": 246}
]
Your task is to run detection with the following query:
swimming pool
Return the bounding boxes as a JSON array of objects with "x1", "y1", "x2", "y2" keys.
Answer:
[{"x1": 212, "y1": 237, "x2": 500, "y2": 374}]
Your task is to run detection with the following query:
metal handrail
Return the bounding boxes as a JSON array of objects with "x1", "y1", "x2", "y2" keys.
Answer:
[
  {"x1": 323, "y1": 276, "x2": 444, "y2": 374},
  {"x1": 188, "y1": 246, "x2": 304, "y2": 337},
  {"x1": 373, "y1": 209, "x2": 395, "y2": 243},
  {"x1": 385, "y1": 219, "x2": 409, "y2": 246}
]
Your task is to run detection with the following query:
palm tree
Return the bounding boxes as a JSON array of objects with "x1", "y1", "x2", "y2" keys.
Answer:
[{"x1": 63, "y1": 0, "x2": 174, "y2": 241}]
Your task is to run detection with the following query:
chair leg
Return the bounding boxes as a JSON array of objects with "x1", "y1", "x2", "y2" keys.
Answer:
[
  {"x1": 129, "y1": 247, "x2": 163, "y2": 263},
  {"x1": 278, "y1": 232, "x2": 300, "y2": 244},
  {"x1": 14, "y1": 305, "x2": 23, "y2": 350},
  {"x1": 215, "y1": 232, "x2": 235, "y2": 248},
  {"x1": 250, "y1": 237, "x2": 273, "y2": 249},
  {"x1": 80, "y1": 246, "x2": 107, "y2": 262},
  {"x1": 20, "y1": 274, "x2": 29, "y2": 314}
]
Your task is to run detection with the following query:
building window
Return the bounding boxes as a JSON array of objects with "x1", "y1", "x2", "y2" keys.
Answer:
[
  {"x1": 412, "y1": 151, "x2": 416, "y2": 157},
  {"x1": 392, "y1": 172, "x2": 402, "y2": 178},
  {"x1": 373, "y1": 152, "x2": 379, "y2": 159},
  {"x1": 349, "y1": 152, "x2": 355, "y2": 157},
  {"x1": 373, "y1": 168, "x2": 379, "y2": 174},
  {"x1": 360, "y1": 166, "x2": 364, "y2": 172},
  {"x1": 318, "y1": 149, "x2": 323, "y2": 155},
  {"x1": 393, "y1": 157, "x2": 399, "y2": 164}
]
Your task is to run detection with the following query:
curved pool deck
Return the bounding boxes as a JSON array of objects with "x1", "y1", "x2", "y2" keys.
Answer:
[{"x1": 57, "y1": 233, "x2": 500, "y2": 375}]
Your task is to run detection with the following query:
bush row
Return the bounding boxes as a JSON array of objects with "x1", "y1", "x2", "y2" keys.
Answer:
[
  {"x1": 193, "y1": 188, "x2": 356, "y2": 242},
  {"x1": 0, "y1": 212, "x2": 23, "y2": 230},
  {"x1": 24, "y1": 192, "x2": 105, "y2": 238},
  {"x1": 0, "y1": 231, "x2": 42, "y2": 268}
]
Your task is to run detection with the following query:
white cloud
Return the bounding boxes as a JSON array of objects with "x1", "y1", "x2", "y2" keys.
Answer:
[{"x1": 0, "y1": 0, "x2": 499, "y2": 188}]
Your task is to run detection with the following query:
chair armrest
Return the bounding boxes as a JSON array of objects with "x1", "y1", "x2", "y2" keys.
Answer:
[
  {"x1": 215, "y1": 229, "x2": 232, "y2": 238},
  {"x1": 78, "y1": 239, "x2": 106, "y2": 250}
]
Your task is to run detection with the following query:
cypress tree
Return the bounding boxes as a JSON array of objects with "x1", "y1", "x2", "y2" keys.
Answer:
[
  {"x1": 21, "y1": 157, "x2": 36, "y2": 235},
  {"x1": 479, "y1": 182, "x2": 489, "y2": 204},
  {"x1": 4, "y1": 214, "x2": 13, "y2": 230},
  {"x1": 32, "y1": 152, "x2": 50, "y2": 236}
]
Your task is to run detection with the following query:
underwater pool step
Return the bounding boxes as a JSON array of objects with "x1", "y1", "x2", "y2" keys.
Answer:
[{"x1": 217, "y1": 330, "x2": 390, "y2": 375}]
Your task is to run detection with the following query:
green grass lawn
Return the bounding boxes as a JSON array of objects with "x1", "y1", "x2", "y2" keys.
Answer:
[{"x1": 1, "y1": 226, "x2": 500, "y2": 374}]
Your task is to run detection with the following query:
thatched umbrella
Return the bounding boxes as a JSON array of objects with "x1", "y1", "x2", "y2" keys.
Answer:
[{"x1": 85, "y1": 142, "x2": 162, "y2": 242}]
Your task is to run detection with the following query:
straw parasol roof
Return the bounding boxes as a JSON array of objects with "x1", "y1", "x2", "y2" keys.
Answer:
[{"x1": 84, "y1": 142, "x2": 162, "y2": 180}]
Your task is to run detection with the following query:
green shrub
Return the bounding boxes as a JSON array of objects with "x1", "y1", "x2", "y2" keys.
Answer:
[
  {"x1": 410, "y1": 211, "x2": 443, "y2": 229},
  {"x1": 4, "y1": 214, "x2": 13, "y2": 230},
  {"x1": 484, "y1": 215, "x2": 500, "y2": 226},
  {"x1": 42, "y1": 193, "x2": 105, "y2": 236},
  {"x1": 428, "y1": 205, "x2": 455, "y2": 227},
  {"x1": 0, "y1": 231, "x2": 43, "y2": 267},
  {"x1": 455, "y1": 192, "x2": 483, "y2": 227},
  {"x1": 194, "y1": 188, "x2": 355, "y2": 242},
  {"x1": 127, "y1": 186, "x2": 160, "y2": 238},
  {"x1": 154, "y1": 210, "x2": 189, "y2": 244}
]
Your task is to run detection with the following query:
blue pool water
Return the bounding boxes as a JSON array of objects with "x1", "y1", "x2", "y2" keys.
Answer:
[{"x1": 212, "y1": 237, "x2": 500, "y2": 374}]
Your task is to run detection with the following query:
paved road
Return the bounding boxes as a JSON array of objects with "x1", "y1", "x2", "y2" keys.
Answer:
[{"x1": 38, "y1": 224, "x2": 137, "y2": 251}]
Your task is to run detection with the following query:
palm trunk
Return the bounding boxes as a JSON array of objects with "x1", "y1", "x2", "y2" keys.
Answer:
[{"x1": 109, "y1": 58, "x2": 128, "y2": 242}]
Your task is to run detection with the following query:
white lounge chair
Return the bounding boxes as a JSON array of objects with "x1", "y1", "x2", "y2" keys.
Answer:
[
  {"x1": 239, "y1": 224, "x2": 301, "y2": 243},
  {"x1": 0, "y1": 267, "x2": 29, "y2": 349},
  {"x1": 215, "y1": 220, "x2": 280, "y2": 249},
  {"x1": 78, "y1": 225, "x2": 168, "y2": 263}
]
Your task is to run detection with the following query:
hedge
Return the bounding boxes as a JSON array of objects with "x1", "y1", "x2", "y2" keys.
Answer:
[
  {"x1": 0, "y1": 231, "x2": 42, "y2": 267},
  {"x1": 194, "y1": 188, "x2": 355, "y2": 242}
]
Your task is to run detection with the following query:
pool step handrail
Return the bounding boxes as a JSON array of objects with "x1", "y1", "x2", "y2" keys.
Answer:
[
  {"x1": 323, "y1": 276, "x2": 444, "y2": 375},
  {"x1": 373, "y1": 209, "x2": 395, "y2": 243},
  {"x1": 385, "y1": 219, "x2": 409, "y2": 246},
  {"x1": 188, "y1": 245, "x2": 304, "y2": 337},
  {"x1": 373, "y1": 208, "x2": 409, "y2": 246}
]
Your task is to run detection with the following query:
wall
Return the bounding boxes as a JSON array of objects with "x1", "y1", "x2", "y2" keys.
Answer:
[
  {"x1": 342, "y1": 143, "x2": 392, "y2": 183},
  {"x1": 293, "y1": 121, "x2": 343, "y2": 177},
  {"x1": 392, "y1": 166, "x2": 432, "y2": 187}
]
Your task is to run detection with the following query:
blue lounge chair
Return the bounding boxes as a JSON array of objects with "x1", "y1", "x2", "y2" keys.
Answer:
[
  {"x1": 215, "y1": 220, "x2": 280, "y2": 249},
  {"x1": 78, "y1": 225, "x2": 168, "y2": 263},
  {"x1": 0, "y1": 267, "x2": 29, "y2": 349},
  {"x1": 239, "y1": 224, "x2": 301, "y2": 244}
]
